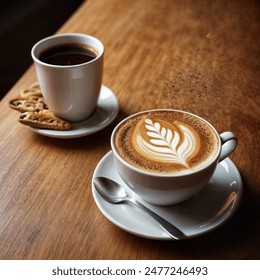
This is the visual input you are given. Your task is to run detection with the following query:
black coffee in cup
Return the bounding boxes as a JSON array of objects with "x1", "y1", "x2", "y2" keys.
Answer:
[{"x1": 39, "y1": 43, "x2": 98, "y2": 66}]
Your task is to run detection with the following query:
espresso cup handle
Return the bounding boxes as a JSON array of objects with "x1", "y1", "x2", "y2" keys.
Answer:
[{"x1": 219, "y1": 132, "x2": 237, "y2": 162}]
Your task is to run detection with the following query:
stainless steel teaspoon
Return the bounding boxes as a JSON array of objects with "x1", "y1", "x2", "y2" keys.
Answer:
[{"x1": 93, "y1": 177, "x2": 186, "y2": 240}]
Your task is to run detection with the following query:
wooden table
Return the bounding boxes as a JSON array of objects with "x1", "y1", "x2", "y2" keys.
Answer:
[{"x1": 0, "y1": 0, "x2": 259, "y2": 260}]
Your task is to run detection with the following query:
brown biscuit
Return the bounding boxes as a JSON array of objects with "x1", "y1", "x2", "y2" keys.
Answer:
[
  {"x1": 9, "y1": 96, "x2": 48, "y2": 112},
  {"x1": 20, "y1": 85, "x2": 42, "y2": 98},
  {"x1": 10, "y1": 84, "x2": 72, "y2": 131},
  {"x1": 18, "y1": 110, "x2": 71, "y2": 130}
]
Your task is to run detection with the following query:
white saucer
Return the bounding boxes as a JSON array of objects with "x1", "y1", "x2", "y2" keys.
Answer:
[
  {"x1": 92, "y1": 151, "x2": 243, "y2": 240},
  {"x1": 29, "y1": 85, "x2": 119, "y2": 138}
]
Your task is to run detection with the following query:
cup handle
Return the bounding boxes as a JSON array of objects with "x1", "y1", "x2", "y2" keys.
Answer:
[{"x1": 219, "y1": 132, "x2": 237, "y2": 162}]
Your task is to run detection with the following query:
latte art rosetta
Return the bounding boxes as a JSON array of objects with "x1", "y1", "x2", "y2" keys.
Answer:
[
  {"x1": 114, "y1": 110, "x2": 219, "y2": 174},
  {"x1": 133, "y1": 118, "x2": 200, "y2": 168}
]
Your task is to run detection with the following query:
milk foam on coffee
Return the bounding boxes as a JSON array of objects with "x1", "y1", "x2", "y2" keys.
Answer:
[
  {"x1": 133, "y1": 118, "x2": 200, "y2": 168},
  {"x1": 114, "y1": 111, "x2": 219, "y2": 174}
]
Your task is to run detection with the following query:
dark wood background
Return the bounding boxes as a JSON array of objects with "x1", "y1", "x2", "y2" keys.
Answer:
[{"x1": 0, "y1": 0, "x2": 83, "y2": 99}]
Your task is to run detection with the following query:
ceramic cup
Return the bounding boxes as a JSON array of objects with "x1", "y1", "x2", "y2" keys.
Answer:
[
  {"x1": 111, "y1": 109, "x2": 237, "y2": 206},
  {"x1": 31, "y1": 33, "x2": 104, "y2": 122}
]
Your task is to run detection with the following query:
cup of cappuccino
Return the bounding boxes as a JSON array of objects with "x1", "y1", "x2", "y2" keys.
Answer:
[
  {"x1": 111, "y1": 109, "x2": 237, "y2": 206},
  {"x1": 31, "y1": 33, "x2": 104, "y2": 122}
]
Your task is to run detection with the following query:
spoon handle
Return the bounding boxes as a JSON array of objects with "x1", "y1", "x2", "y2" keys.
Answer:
[{"x1": 129, "y1": 199, "x2": 186, "y2": 240}]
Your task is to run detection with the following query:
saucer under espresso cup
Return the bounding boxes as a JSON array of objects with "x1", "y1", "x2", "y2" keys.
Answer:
[
  {"x1": 92, "y1": 151, "x2": 242, "y2": 240},
  {"x1": 110, "y1": 109, "x2": 237, "y2": 206},
  {"x1": 28, "y1": 85, "x2": 119, "y2": 138}
]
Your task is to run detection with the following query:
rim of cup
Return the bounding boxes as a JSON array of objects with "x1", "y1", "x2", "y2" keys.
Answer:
[
  {"x1": 31, "y1": 33, "x2": 104, "y2": 69},
  {"x1": 111, "y1": 109, "x2": 222, "y2": 178}
]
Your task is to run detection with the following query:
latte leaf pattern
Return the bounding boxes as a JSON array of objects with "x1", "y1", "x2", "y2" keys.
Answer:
[{"x1": 136, "y1": 118, "x2": 199, "y2": 167}]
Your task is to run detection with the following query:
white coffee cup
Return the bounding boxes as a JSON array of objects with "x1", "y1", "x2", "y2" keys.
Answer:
[
  {"x1": 111, "y1": 109, "x2": 237, "y2": 206},
  {"x1": 31, "y1": 33, "x2": 104, "y2": 122}
]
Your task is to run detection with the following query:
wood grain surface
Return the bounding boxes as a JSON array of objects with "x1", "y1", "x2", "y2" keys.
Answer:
[{"x1": 0, "y1": 0, "x2": 259, "y2": 259}]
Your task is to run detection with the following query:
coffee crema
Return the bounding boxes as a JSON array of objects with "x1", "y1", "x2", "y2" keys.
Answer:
[
  {"x1": 114, "y1": 110, "x2": 219, "y2": 174},
  {"x1": 39, "y1": 43, "x2": 98, "y2": 66}
]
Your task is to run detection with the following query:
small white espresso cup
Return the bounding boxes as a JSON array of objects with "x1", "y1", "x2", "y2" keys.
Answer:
[
  {"x1": 31, "y1": 33, "x2": 104, "y2": 122},
  {"x1": 111, "y1": 109, "x2": 237, "y2": 206}
]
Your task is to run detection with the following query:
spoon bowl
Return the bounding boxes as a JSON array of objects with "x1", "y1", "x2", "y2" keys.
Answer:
[{"x1": 94, "y1": 176, "x2": 128, "y2": 203}]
